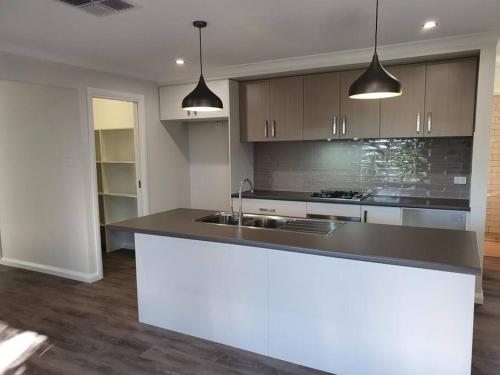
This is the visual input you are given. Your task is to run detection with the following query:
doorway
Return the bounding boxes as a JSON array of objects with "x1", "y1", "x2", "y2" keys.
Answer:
[{"x1": 88, "y1": 89, "x2": 148, "y2": 262}]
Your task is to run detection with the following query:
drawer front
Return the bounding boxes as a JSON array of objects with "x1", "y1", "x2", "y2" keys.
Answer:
[
  {"x1": 361, "y1": 206, "x2": 402, "y2": 225},
  {"x1": 306, "y1": 202, "x2": 361, "y2": 218},
  {"x1": 234, "y1": 199, "x2": 307, "y2": 218}
]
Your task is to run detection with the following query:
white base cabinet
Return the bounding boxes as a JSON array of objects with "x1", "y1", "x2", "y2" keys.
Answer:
[
  {"x1": 136, "y1": 233, "x2": 475, "y2": 375},
  {"x1": 232, "y1": 198, "x2": 307, "y2": 218},
  {"x1": 361, "y1": 205, "x2": 402, "y2": 225}
]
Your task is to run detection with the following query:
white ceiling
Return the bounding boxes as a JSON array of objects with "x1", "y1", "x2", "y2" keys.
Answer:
[{"x1": 0, "y1": 0, "x2": 499, "y2": 83}]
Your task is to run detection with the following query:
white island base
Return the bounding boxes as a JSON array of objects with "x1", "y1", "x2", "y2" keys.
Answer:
[{"x1": 135, "y1": 233, "x2": 475, "y2": 375}]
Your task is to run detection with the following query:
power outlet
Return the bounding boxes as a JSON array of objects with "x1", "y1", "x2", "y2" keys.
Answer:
[{"x1": 454, "y1": 176, "x2": 467, "y2": 185}]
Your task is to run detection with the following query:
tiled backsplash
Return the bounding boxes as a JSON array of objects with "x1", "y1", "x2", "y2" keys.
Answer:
[{"x1": 254, "y1": 138, "x2": 472, "y2": 199}]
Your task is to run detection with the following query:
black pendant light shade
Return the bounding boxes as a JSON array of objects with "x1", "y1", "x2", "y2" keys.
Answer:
[
  {"x1": 182, "y1": 21, "x2": 223, "y2": 112},
  {"x1": 349, "y1": 53, "x2": 401, "y2": 99},
  {"x1": 182, "y1": 74, "x2": 223, "y2": 112},
  {"x1": 349, "y1": 0, "x2": 402, "y2": 99}
]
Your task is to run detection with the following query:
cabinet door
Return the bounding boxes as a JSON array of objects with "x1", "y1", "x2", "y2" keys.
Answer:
[
  {"x1": 340, "y1": 70, "x2": 381, "y2": 139},
  {"x1": 240, "y1": 81, "x2": 270, "y2": 142},
  {"x1": 380, "y1": 64, "x2": 426, "y2": 138},
  {"x1": 269, "y1": 76, "x2": 304, "y2": 141},
  {"x1": 361, "y1": 206, "x2": 402, "y2": 225},
  {"x1": 424, "y1": 58, "x2": 477, "y2": 137},
  {"x1": 303, "y1": 72, "x2": 341, "y2": 140}
]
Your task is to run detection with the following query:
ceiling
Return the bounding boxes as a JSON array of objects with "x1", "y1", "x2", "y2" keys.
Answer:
[{"x1": 0, "y1": 0, "x2": 499, "y2": 83}]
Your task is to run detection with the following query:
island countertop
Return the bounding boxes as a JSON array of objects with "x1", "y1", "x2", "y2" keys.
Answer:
[{"x1": 109, "y1": 208, "x2": 480, "y2": 275}]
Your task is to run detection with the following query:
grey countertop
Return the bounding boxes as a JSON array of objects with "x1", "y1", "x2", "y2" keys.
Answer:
[
  {"x1": 231, "y1": 190, "x2": 470, "y2": 211},
  {"x1": 109, "y1": 208, "x2": 480, "y2": 276}
]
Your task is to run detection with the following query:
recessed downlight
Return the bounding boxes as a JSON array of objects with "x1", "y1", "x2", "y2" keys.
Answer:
[
  {"x1": 422, "y1": 20, "x2": 437, "y2": 30},
  {"x1": 175, "y1": 58, "x2": 185, "y2": 65}
]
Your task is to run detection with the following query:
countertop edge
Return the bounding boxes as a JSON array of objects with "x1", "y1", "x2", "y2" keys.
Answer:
[
  {"x1": 108, "y1": 223, "x2": 480, "y2": 276},
  {"x1": 230, "y1": 192, "x2": 471, "y2": 211}
]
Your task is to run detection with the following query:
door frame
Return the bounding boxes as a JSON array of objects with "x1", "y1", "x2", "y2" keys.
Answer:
[{"x1": 86, "y1": 88, "x2": 149, "y2": 278}]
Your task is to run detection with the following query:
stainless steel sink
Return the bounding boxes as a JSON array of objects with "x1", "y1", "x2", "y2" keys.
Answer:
[{"x1": 195, "y1": 212, "x2": 343, "y2": 236}]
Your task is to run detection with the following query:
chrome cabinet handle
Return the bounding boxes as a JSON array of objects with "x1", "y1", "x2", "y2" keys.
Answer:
[
  {"x1": 272, "y1": 120, "x2": 276, "y2": 138},
  {"x1": 363, "y1": 210, "x2": 368, "y2": 223},
  {"x1": 342, "y1": 116, "x2": 346, "y2": 135},
  {"x1": 416, "y1": 112, "x2": 421, "y2": 133},
  {"x1": 265, "y1": 120, "x2": 268, "y2": 138},
  {"x1": 259, "y1": 208, "x2": 276, "y2": 213},
  {"x1": 427, "y1": 112, "x2": 432, "y2": 133},
  {"x1": 332, "y1": 115, "x2": 337, "y2": 135}
]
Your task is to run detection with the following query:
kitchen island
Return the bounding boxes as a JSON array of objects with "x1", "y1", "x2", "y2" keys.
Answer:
[{"x1": 110, "y1": 208, "x2": 480, "y2": 375}]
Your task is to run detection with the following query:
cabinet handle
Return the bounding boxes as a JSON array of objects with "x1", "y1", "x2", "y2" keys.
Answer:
[
  {"x1": 265, "y1": 120, "x2": 268, "y2": 138},
  {"x1": 342, "y1": 116, "x2": 346, "y2": 135},
  {"x1": 272, "y1": 120, "x2": 276, "y2": 138},
  {"x1": 416, "y1": 112, "x2": 421, "y2": 133},
  {"x1": 332, "y1": 115, "x2": 337, "y2": 135},
  {"x1": 363, "y1": 210, "x2": 368, "y2": 223},
  {"x1": 427, "y1": 112, "x2": 432, "y2": 134},
  {"x1": 259, "y1": 208, "x2": 276, "y2": 213}
]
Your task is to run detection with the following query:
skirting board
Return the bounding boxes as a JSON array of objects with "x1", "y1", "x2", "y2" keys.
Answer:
[
  {"x1": 475, "y1": 291, "x2": 484, "y2": 304},
  {"x1": 0, "y1": 257, "x2": 102, "y2": 283}
]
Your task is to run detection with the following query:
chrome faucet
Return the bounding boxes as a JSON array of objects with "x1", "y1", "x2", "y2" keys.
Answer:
[{"x1": 237, "y1": 178, "x2": 254, "y2": 226}]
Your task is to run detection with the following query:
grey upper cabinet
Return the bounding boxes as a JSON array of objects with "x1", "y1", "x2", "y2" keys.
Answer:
[
  {"x1": 240, "y1": 80, "x2": 270, "y2": 142},
  {"x1": 424, "y1": 57, "x2": 477, "y2": 137},
  {"x1": 380, "y1": 64, "x2": 426, "y2": 138},
  {"x1": 268, "y1": 76, "x2": 304, "y2": 141},
  {"x1": 340, "y1": 70, "x2": 381, "y2": 139},
  {"x1": 303, "y1": 72, "x2": 341, "y2": 140},
  {"x1": 239, "y1": 57, "x2": 478, "y2": 142}
]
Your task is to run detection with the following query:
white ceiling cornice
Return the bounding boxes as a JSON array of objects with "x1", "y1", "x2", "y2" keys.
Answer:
[{"x1": 161, "y1": 31, "x2": 500, "y2": 86}]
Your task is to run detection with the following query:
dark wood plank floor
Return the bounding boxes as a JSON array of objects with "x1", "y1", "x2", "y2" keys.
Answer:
[{"x1": 1, "y1": 252, "x2": 499, "y2": 374}]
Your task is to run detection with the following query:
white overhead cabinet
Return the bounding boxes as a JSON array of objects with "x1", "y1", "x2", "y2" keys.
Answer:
[
  {"x1": 160, "y1": 79, "x2": 254, "y2": 210},
  {"x1": 160, "y1": 79, "x2": 230, "y2": 121}
]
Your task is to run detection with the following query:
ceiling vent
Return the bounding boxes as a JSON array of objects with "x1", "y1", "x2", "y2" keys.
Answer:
[{"x1": 56, "y1": 0, "x2": 137, "y2": 16}]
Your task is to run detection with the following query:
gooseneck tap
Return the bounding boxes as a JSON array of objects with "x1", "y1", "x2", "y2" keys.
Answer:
[{"x1": 237, "y1": 178, "x2": 254, "y2": 226}]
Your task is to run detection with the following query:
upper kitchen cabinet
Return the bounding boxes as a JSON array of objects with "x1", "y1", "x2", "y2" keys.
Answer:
[
  {"x1": 424, "y1": 57, "x2": 477, "y2": 137},
  {"x1": 268, "y1": 76, "x2": 304, "y2": 141},
  {"x1": 303, "y1": 72, "x2": 341, "y2": 140},
  {"x1": 240, "y1": 76, "x2": 303, "y2": 142},
  {"x1": 340, "y1": 70, "x2": 380, "y2": 139},
  {"x1": 240, "y1": 80, "x2": 270, "y2": 142},
  {"x1": 380, "y1": 64, "x2": 426, "y2": 138},
  {"x1": 160, "y1": 79, "x2": 229, "y2": 121}
]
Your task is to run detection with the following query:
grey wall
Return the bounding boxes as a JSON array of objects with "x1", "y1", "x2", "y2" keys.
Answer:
[{"x1": 254, "y1": 137, "x2": 472, "y2": 199}]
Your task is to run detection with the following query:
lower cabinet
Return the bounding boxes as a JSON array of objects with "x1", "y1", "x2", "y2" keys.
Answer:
[
  {"x1": 235, "y1": 199, "x2": 468, "y2": 229},
  {"x1": 361, "y1": 206, "x2": 402, "y2": 225},
  {"x1": 233, "y1": 198, "x2": 307, "y2": 218}
]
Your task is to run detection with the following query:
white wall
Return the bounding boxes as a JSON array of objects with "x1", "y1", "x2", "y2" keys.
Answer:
[
  {"x1": 0, "y1": 50, "x2": 190, "y2": 281},
  {"x1": 188, "y1": 121, "x2": 231, "y2": 211},
  {"x1": 0, "y1": 81, "x2": 93, "y2": 278}
]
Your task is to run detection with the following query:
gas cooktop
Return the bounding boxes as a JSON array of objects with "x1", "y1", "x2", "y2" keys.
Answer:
[{"x1": 310, "y1": 190, "x2": 369, "y2": 201}]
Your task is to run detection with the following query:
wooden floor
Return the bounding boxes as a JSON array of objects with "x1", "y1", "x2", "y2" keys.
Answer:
[{"x1": 1, "y1": 252, "x2": 500, "y2": 374}]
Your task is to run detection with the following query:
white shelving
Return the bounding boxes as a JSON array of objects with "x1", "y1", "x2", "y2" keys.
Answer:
[{"x1": 93, "y1": 97, "x2": 139, "y2": 252}]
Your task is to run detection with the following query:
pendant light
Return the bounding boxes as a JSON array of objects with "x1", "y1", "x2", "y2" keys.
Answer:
[
  {"x1": 349, "y1": 0, "x2": 402, "y2": 99},
  {"x1": 182, "y1": 21, "x2": 223, "y2": 112}
]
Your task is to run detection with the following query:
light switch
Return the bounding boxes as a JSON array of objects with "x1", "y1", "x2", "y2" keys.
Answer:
[{"x1": 454, "y1": 176, "x2": 467, "y2": 185}]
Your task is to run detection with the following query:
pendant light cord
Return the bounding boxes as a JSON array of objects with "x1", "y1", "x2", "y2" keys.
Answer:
[
  {"x1": 374, "y1": 0, "x2": 379, "y2": 53},
  {"x1": 198, "y1": 26, "x2": 203, "y2": 76}
]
